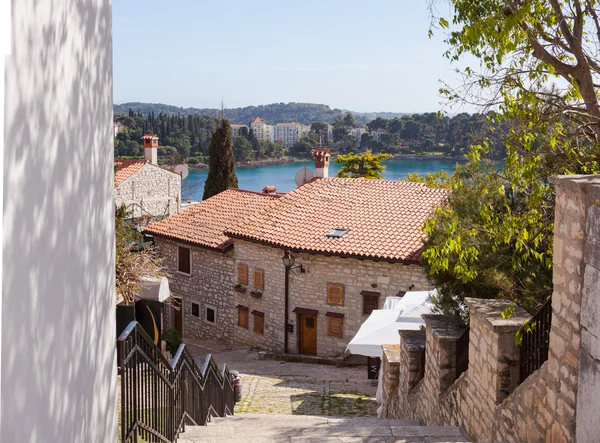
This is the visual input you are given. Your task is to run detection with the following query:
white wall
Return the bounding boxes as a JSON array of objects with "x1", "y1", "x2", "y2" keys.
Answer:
[{"x1": 1, "y1": 1, "x2": 116, "y2": 442}]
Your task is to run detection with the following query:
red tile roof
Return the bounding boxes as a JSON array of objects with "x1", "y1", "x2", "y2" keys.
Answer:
[
  {"x1": 225, "y1": 178, "x2": 450, "y2": 263},
  {"x1": 114, "y1": 159, "x2": 148, "y2": 186},
  {"x1": 144, "y1": 189, "x2": 281, "y2": 251}
]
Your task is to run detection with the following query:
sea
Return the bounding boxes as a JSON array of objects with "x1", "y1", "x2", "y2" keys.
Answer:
[{"x1": 182, "y1": 158, "x2": 461, "y2": 201}]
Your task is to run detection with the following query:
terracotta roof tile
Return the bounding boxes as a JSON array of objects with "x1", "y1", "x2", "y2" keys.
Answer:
[
  {"x1": 225, "y1": 178, "x2": 449, "y2": 262},
  {"x1": 114, "y1": 159, "x2": 148, "y2": 186},
  {"x1": 144, "y1": 189, "x2": 281, "y2": 251}
]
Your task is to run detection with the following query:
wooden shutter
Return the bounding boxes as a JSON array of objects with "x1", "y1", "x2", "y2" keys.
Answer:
[
  {"x1": 363, "y1": 295, "x2": 379, "y2": 315},
  {"x1": 178, "y1": 246, "x2": 191, "y2": 274},
  {"x1": 328, "y1": 317, "x2": 343, "y2": 338},
  {"x1": 254, "y1": 269, "x2": 264, "y2": 290},
  {"x1": 253, "y1": 314, "x2": 264, "y2": 334},
  {"x1": 327, "y1": 284, "x2": 344, "y2": 306},
  {"x1": 238, "y1": 309, "x2": 248, "y2": 329},
  {"x1": 238, "y1": 264, "x2": 249, "y2": 285}
]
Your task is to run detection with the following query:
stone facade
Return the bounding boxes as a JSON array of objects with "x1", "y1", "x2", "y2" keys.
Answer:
[
  {"x1": 380, "y1": 175, "x2": 600, "y2": 443},
  {"x1": 115, "y1": 163, "x2": 181, "y2": 219},
  {"x1": 232, "y1": 240, "x2": 431, "y2": 357},
  {"x1": 154, "y1": 237, "x2": 234, "y2": 342}
]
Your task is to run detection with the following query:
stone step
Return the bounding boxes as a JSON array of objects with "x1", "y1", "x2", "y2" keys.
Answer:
[{"x1": 178, "y1": 413, "x2": 471, "y2": 443}]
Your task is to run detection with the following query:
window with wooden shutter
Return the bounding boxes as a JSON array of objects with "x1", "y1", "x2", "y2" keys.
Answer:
[
  {"x1": 327, "y1": 284, "x2": 344, "y2": 306},
  {"x1": 361, "y1": 291, "x2": 380, "y2": 315},
  {"x1": 254, "y1": 269, "x2": 264, "y2": 290},
  {"x1": 178, "y1": 246, "x2": 191, "y2": 274},
  {"x1": 252, "y1": 311, "x2": 264, "y2": 334},
  {"x1": 328, "y1": 317, "x2": 343, "y2": 338},
  {"x1": 237, "y1": 306, "x2": 248, "y2": 329},
  {"x1": 238, "y1": 264, "x2": 249, "y2": 285}
]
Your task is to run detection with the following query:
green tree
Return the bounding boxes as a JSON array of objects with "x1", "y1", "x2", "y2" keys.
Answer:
[
  {"x1": 335, "y1": 150, "x2": 392, "y2": 179},
  {"x1": 203, "y1": 119, "x2": 239, "y2": 200},
  {"x1": 232, "y1": 136, "x2": 254, "y2": 162},
  {"x1": 343, "y1": 112, "x2": 356, "y2": 128},
  {"x1": 419, "y1": 1, "x2": 600, "y2": 319},
  {"x1": 291, "y1": 136, "x2": 316, "y2": 159}
]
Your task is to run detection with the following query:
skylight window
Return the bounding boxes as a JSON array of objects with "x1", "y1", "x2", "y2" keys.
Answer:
[{"x1": 326, "y1": 228, "x2": 349, "y2": 239}]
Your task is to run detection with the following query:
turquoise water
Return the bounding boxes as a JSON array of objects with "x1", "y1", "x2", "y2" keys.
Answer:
[{"x1": 182, "y1": 159, "x2": 461, "y2": 201}]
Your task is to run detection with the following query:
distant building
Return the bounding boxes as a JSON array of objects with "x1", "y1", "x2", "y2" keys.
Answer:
[
  {"x1": 371, "y1": 128, "x2": 388, "y2": 142},
  {"x1": 273, "y1": 122, "x2": 304, "y2": 148},
  {"x1": 230, "y1": 124, "x2": 248, "y2": 138},
  {"x1": 349, "y1": 126, "x2": 367, "y2": 147},
  {"x1": 114, "y1": 134, "x2": 181, "y2": 221},
  {"x1": 304, "y1": 123, "x2": 333, "y2": 142},
  {"x1": 249, "y1": 117, "x2": 274, "y2": 143},
  {"x1": 113, "y1": 122, "x2": 126, "y2": 138}
]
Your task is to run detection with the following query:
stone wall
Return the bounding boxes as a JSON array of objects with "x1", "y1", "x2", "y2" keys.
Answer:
[
  {"x1": 233, "y1": 240, "x2": 432, "y2": 357},
  {"x1": 115, "y1": 163, "x2": 181, "y2": 218},
  {"x1": 155, "y1": 237, "x2": 234, "y2": 342},
  {"x1": 380, "y1": 175, "x2": 600, "y2": 443}
]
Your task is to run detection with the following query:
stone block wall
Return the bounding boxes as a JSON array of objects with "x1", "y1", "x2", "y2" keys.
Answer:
[
  {"x1": 115, "y1": 163, "x2": 181, "y2": 218},
  {"x1": 154, "y1": 237, "x2": 234, "y2": 342},
  {"x1": 380, "y1": 175, "x2": 600, "y2": 443},
  {"x1": 233, "y1": 240, "x2": 432, "y2": 357}
]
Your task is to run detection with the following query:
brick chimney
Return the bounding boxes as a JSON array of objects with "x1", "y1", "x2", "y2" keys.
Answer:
[
  {"x1": 141, "y1": 134, "x2": 159, "y2": 165},
  {"x1": 313, "y1": 148, "x2": 331, "y2": 178}
]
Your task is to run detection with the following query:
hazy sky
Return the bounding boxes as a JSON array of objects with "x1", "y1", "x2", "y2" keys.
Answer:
[{"x1": 113, "y1": 0, "x2": 466, "y2": 113}]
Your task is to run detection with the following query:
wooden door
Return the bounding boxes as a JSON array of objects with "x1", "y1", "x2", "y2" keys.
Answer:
[{"x1": 298, "y1": 314, "x2": 318, "y2": 355}]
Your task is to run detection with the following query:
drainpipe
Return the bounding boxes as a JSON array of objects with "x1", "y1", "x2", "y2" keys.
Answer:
[{"x1": 284, "y1": 264, "x2": 290, "y2": 353}]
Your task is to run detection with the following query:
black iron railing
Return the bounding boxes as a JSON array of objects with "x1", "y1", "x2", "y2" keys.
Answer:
[
  {"x1": 118, "y1": 321, "x2": 234, "y2": 443},
  {"x1": 455, "y1": 327, "x2": 470, "y2": 380},
  {"x1": 519, "y1": 298, "x2": 552, "y2": 383}
]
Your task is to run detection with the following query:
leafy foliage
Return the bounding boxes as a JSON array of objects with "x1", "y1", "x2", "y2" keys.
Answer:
[
  {"x1": 203, "y1": 119, "x2": 239, "y2": 200},
  {"x1": 362, "y1": 112, "x2": 508, "y2": 157},
  {"x1": 335, "y1": 150, "x2": 392, "y2": 179},
  {"x1": 162, "y1": 328, "x2": 183, "y2": 356},
  {"x1": 420, "y1": 0, "x2": 600, "y2": 319}
]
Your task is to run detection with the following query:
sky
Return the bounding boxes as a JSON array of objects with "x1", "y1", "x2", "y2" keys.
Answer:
[{"x1": 113, "y1": 0, "x2": 469, "y2": 113}]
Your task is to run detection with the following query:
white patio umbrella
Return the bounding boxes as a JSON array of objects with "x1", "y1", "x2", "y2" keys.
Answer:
[{"x1": 345, "y1": 290, "x2": 435, "y2": 358}]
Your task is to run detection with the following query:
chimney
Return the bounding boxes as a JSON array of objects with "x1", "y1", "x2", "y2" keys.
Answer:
[
  {"x1": 142, "y1": 134, "x2": 159, "y2": 165},
  {"x1": 313, "y1": 148, "x2": 331, "y2": 178}
]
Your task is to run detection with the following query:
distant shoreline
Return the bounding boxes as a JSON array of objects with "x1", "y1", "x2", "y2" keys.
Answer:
[{"x1": 186, "y1": 153, "x2": 465, "y2": 170}]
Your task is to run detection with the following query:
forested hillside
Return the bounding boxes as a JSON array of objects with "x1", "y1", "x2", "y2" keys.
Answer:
[
  {"x1": 113, "y1": 102, "x2": 407, "y2": 125},
  {"x1": 114, "y1": 108, "x2": 506, "y2": 165}
]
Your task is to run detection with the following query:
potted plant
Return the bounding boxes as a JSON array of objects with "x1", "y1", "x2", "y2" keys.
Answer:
[
  {"x1": 234, "y1": 284, "x2": 247, "y2": 294},
  {"x1": 250, "y1": 290, "x2": 263, "y2": 298}
]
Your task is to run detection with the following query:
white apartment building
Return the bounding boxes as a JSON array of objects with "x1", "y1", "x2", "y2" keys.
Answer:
[
  {"x1": 273, "y1": 122, "x2": 304, "y2": 148},
  {"x1": 249, "y1": 117, "x2": 274, "y2": 142},
  {"x1": 230, "y1": 124, "x2": 248, "y2": 138}
]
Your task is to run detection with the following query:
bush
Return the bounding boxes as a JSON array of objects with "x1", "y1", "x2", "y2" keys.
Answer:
[{"x1": 162, "y1": 328, "x2": 182, "y2": 356}]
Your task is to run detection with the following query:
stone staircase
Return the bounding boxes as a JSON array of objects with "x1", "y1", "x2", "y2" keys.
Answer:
[{"x1": 177, "y1": 413, "x2": 472, "y2": 442}]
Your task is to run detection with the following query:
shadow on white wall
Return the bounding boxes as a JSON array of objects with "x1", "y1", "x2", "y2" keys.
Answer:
[{"x1": 2, "y1": 0, "x2": 116, "y2": 442}]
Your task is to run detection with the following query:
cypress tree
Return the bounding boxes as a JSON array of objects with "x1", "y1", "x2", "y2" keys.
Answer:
[{"x1": 203, "y1": 119, "x2": 238, "y2": 200}]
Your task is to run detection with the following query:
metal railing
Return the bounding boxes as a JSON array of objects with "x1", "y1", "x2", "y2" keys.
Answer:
[
  {"x1": 455, "y1": 327, "x2": 470, "y2": 380},
  {"x1": 118, "y1": 321, "x2": 234, "y2": 443},
  {"x1": 519, "y1": 298, "x2": 552, "y2": 383}
]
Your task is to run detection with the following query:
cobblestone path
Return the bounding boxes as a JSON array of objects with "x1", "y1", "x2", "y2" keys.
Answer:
[{"x1": 186, "y1": 339, "x2": 378, "y2": 418}]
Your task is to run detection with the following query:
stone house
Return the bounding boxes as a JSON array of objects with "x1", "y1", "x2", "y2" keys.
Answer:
[
  {"x1": 144, "y1": 188, "x2": 281, "y2": 340},
  {"x1": 114, "y1": 134, "x2": 181, "y2": 220},
  {"x1": 146, "y1": 150, "x2": 448, "y2": 357}
]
